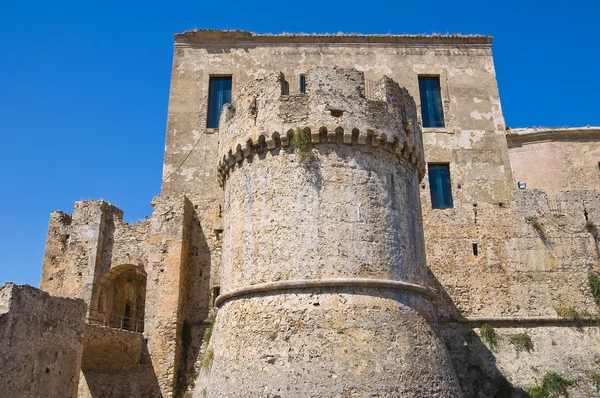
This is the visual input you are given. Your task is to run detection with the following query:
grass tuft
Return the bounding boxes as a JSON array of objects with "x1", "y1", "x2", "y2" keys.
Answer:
[
  {"x1": 507, "y1": 333, "x2": 534, "y2": 356},
  {"x1": 528, "y1": 372, "x2": 574, "y2": 397},
  {"x1": 480, "y1": 323, "x2": 500, "y2": 350},
  {"x1": 589, "y1": 272, "x2": 600, "y2": 306},
  {"x1": 591, "y1": 372, "x2": 600, "y2": 391},
  {"x1": 555, "y1": 306, "x2": 582, "y2": 320},
  {"x1": 201, "y1": 348, "x2": 214, "y2": 370}
]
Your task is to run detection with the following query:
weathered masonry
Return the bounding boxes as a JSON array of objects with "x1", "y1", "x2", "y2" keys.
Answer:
[{"x1": 0, "y1": 29, "x2": 599, "y2": 397}]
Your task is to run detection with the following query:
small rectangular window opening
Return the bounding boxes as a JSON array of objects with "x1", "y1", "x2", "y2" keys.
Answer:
[
  {"x1": 207, "y1": 76, "x2": 232, "y2": 129},
  {"x1": 472, "y1": 243, "x2": 478, "y2": 256},
  {"x1": 299, "y1": 74, "x2": 306, "y2": 94},
  {"x1": 418, "y1": 76, "x2": 445, "y2": 128},
  {"x1": 597, "y1": 161, "x2": 600, "y2": 172},
  {"x1": 428, "y1": 163, "x2": 453, "y2": 209}
]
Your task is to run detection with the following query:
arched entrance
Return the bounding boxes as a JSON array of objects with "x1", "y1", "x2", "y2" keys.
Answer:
[{"x1": 91, "y1": 264, "x2": 147, "y2": 332}]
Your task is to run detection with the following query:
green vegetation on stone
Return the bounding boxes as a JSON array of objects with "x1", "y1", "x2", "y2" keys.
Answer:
[
  {"x1": 589, "y1": 272, "x2": 600, "y2": 306},
  {"x1": 480, "y1": 323, "x2": 500, "y2": 350},
  {"x1": 527, "y1": 372, "x2": 574, "y2": 398},
  {"x1": 293, "y1": 127, "x2": 310, "y2": 164},
  {"x1": 507, "y1": 333, "x2": 534, "y2": 356}
]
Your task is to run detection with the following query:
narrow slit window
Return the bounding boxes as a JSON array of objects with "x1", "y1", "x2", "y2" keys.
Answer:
[
  {"x1": 428, "y1": 163, "x2": 453, "y2": 209},
  {"x1": 299, "y1": 74, "x2": 306, "y2": 94},
  {"x1": 472, "y1": 243, "x2": 478, "y2": 256},
  {"x1": 418, "y1": 76, "x2": 445, "y2": 128},
  {"x1": 207, "y1": 76, "x2": 232, "y2": 128}
]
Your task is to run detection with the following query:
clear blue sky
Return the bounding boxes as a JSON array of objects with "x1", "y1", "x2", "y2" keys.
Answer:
[{"x1": 1, "y1": 0, "x2": 598, "y2": 287}]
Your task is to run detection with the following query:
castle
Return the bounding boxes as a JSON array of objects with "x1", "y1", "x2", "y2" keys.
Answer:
[{"x1": 1, "y1": 29, "x2": 600, "y2": 397}]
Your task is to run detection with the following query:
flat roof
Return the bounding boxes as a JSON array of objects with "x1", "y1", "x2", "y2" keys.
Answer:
[{"x1": 174, "y1": 29, "x2": 493, "y2": 46}]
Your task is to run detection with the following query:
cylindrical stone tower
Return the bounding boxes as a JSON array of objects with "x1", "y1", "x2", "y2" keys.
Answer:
[{"x1": 203, "y1": 67, "x2": 461, "y2": 397}]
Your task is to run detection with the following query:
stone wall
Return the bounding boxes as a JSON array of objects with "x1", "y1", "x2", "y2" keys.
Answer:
[
  {"x1": 0, "y1": 283, "x2": 85, "y2": 398},
  {"x1": 441, "y1": 323, "x2": 600, "y2": 397},
  {"x1": 40, "y1": 195, "x2": 206, "y2": 397},
  {"x1": 507, "y1": 127, "x2": 600, "y2": 196},
  {"x1": 425, "y1": 189, "x2": 600, "y2": 318},
  {"x1": 193, "y1": 67, "x2": 462, "y2": 397}
]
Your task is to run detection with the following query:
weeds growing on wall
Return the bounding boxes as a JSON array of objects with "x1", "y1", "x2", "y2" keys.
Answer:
[
  {"x1": 589, "y1": 272, "x2": 600, "y2": 306},
  {"x1": 507, "y1": 333, "x2": 534, "y2": 357},
  {"x1": 528, "y1": 372, "x2": 574, "y2": 398},
  {"x1": 591, "y1": 372, "x2": 600, "y2": 391},
  {"x1": 480, "y1": 323, "x2": 500, "y2": 350},
  {"x1": 293, "y1": 127, "x2": 310, "y2": 165},
  {"x1": 203, "y1": 317, "x2": 215, "y2": 346},
  {"x1": 201, "y1": 348, "x2": 214, "y2": 370},
  {"x1": 555, "y1": 306, "x2": 584, "y2": 320}
]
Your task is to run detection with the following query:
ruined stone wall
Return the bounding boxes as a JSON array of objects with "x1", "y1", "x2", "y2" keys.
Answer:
[
  {"x1": 507, "y1": 127, "x2": 600, "y2": 197},
  {"x1": 40, "y1": 195, "x2": 203, "y2": 397},
  {"x1": 0, "y1": 283, "x2": 85, "y2": 398}
]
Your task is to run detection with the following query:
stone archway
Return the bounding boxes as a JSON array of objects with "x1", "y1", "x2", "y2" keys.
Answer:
[{"x1": 92, "y1": 264, "x2": 147, "y2": 332}]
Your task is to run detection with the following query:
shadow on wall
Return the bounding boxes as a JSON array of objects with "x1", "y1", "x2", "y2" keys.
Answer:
[
  {"x1": 83, "y1": 342, "x2": 162, "y2": 397},
  {"x1": 177, "y1": 207, "x2": 213, "y2": 396},
  {"x1": 427, "y1": 270, "x2": 529, "y2": 398}
]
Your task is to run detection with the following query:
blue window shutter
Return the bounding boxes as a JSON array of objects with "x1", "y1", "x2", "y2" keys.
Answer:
[
  {"x1": 419, "y1": 77, "x2": 445, "y2": 128},
  {"x1": 207, "y1": 77, "x2": 232, "y2": 128},
  {"x1": 428, "y1": 164, "x2": 453, "y2": 209},
  {"x1": 299, "y1": 75, "x2": 306, "y2": 93}
]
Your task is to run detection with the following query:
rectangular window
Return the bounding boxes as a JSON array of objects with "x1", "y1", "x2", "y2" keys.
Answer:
[
  {"x1": 299, "y1": 74, "x2": 306, "y2": 94},
  {"x1": 207, "y1": 76, "x2": 232, "y2": 128},
  {"x1": 418, "y1": 76, "x2": 445, "y2": 128},
  {"x1": 428, "y1": 163, "x2": 453, "y2": 209}
]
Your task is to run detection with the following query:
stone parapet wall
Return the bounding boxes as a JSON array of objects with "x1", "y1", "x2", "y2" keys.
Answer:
[
  {"x1": 217, "y1": 67, "x2": 425, "y2": 187},
  {"x1": 39, "y1": 195, "x2": 207, "y2": 397},
  {"x1": 0, "y1": 283, "x2": 85, "y2": 398},
  {"x1": 507, "y1": 126, "x2": 600, "y2": 197}
]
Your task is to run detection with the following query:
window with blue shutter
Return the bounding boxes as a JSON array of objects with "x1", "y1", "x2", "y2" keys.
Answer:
[
  {"x1": 428, "y1": 164, "x2": 453, "y2": 209},
  {"x1": 418, "y1": 76, "x2": 445, "y2": 128},
  {"x1": 207, "y1": 76, "x2": 232, "y2": 128},
  {"x1": 299, "y1": 74, "x2": 306, "y2": 94}
]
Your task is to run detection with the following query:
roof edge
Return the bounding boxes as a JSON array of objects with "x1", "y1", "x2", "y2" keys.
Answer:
[
  {"x1": 173, "y1": 29, "x2": 493, "y2": 46},
  {"x1": 506, "y1": 126, "x2": 600, "y2": 144}
]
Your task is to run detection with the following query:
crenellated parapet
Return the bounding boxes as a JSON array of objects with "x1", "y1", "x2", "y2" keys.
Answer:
[{"x1": 216, "y1": 67, "x2": 425, "y2": 187}]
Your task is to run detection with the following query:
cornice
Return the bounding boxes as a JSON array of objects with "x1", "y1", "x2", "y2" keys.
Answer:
[
  {"x1": 173, "y1": 29, "x2": 493, "y2": 47},
  {"x1": 506, "y1": 126, "x2": 600, "y2": 146}
]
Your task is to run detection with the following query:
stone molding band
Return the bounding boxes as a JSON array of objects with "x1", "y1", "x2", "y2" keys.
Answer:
[
  {"x1": 217, "y1": 125, "x2": 426, "y2": 187},
  {"x1": 214, "y1": 277, "x2": 435, "y2": 307}
]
